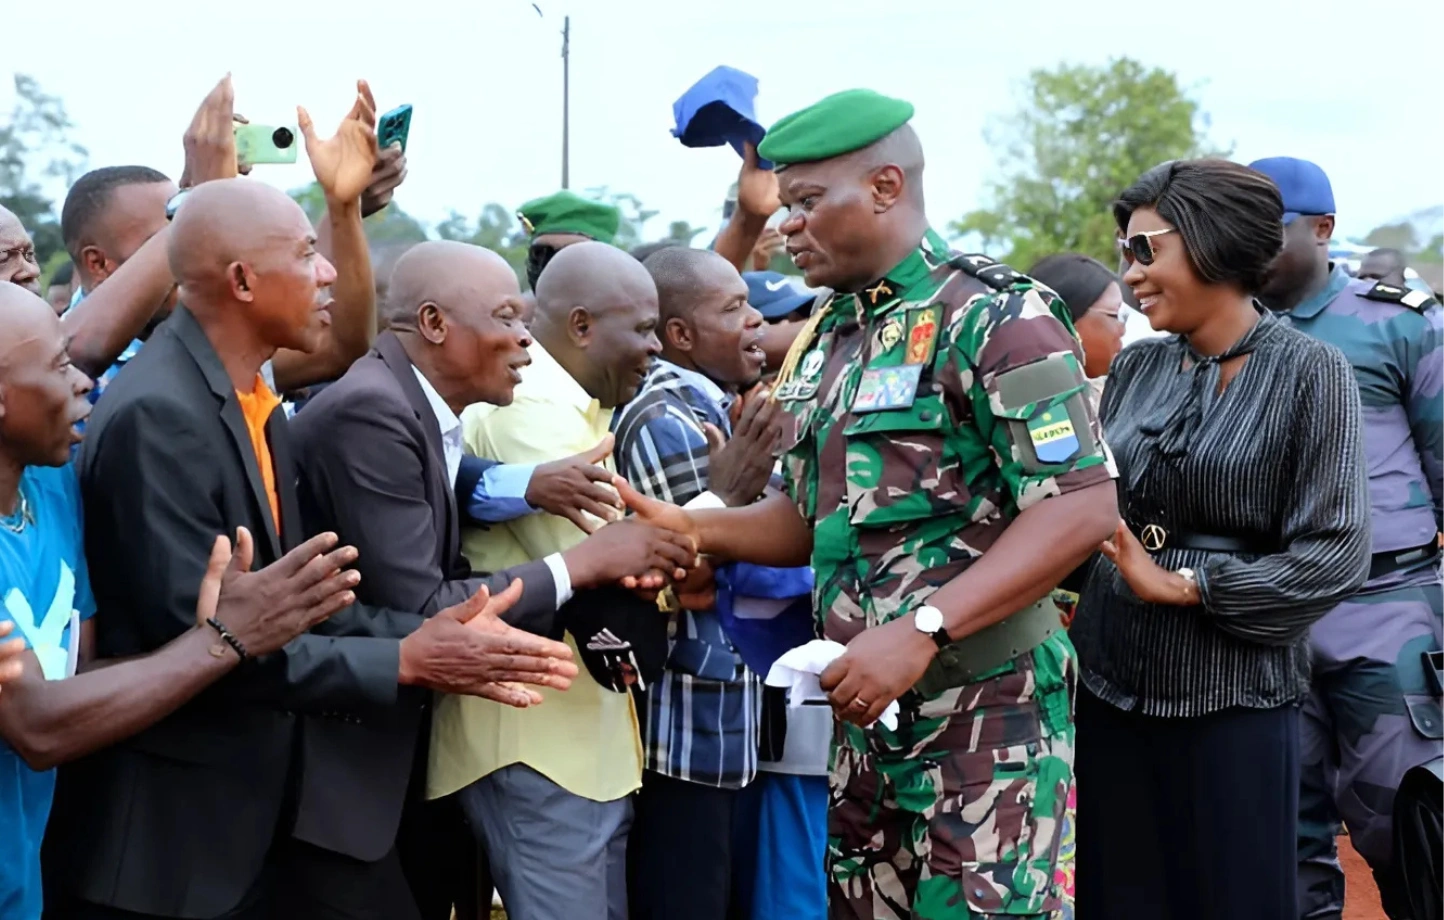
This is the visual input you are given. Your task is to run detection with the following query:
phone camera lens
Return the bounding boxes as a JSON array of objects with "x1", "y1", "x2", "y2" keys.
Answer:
[{"x1": 272, "y1": 127, "x2": 295, "y2": 149}]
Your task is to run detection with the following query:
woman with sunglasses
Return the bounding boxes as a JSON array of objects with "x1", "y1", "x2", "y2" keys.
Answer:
[{"x1": 1070, "y1": 158, "x2": 1371, "y2": 920}]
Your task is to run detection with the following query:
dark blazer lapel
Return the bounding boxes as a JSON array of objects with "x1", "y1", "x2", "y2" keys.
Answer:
[
  {"x1": 375, "y1": 331, "x2": 459, "y2": 555},
  {"x1": 266, "y1": 408, "x2": 305, "y2": 552},
  {"x1": 170, "y1": 307, "x2": 285, "y2": 560}
]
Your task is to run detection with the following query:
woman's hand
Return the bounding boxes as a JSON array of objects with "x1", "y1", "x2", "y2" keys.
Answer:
[{"x1": 1099, "y1": 522, "x2": 1199, "y2": 606}]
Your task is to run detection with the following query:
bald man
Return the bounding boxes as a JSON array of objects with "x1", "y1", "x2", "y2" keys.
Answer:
[
  {"x1": 289, "y1": 240, "x2": 695, "y2": 920},
  {"x1": 49, "y1": 182, "x2": 587, "y2": 920},
  {"x1": 0, "y1": 282, "x2": 367, "y2": 918},
  {"x1": 433, "y1": 241, "x2": 666, "y2": 920}
]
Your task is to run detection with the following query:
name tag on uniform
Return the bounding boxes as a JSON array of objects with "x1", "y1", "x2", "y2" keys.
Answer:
[{"x1": 852, "y1": 364, "x2": 921, "y2": 413}]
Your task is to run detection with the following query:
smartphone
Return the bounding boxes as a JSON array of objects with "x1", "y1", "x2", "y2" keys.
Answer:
[
  {"x1": 234, "y1": 124, "x2": 299, "y2": 165},
  {"x1": 377, "y1": 104, "x2": 413, "y2": 152}
]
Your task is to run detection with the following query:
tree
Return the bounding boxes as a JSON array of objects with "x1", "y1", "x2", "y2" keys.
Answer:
[
  {"x1": 0, "y1": 75, "x2": 89, "y2": 266},
  {"x1": 663, "y1": 220, "x2": 705, "y2": 246},
  {"x1": 585, "y1": 186, "x2": 657, "y2": 250},
  {"x1": 1362, "y1": 222, "x2": 1417, "y2": 252},
  {"x1": 289, "y1": 181, "x2": 429, "y2": 247},
  {"x1": 952, "y1": 58, "x2": 1224, "y2": 269},
  {"x1": 435, "y1": 203, "x2": 529, "y2": 279}
]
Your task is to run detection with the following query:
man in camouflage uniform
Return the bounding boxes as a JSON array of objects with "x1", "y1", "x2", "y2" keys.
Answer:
[
  {"x1": 1252, "y1": 157, "x2": 1444, "y2": 920},
  {"x1": 620, "y1": 89, "x2": 1119, "y2": 919}
]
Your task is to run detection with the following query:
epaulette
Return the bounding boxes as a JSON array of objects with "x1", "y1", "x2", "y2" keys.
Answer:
[
  {"x1": 1361, "y1": 281, "x2": 1438, "y2": 313},
  {"x1": 947, "y1": 253, "x2": 1029, "y2": 292}
]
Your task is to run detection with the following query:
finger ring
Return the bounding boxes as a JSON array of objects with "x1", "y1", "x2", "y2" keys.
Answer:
[{"x1": 850, "y1": 696, "x2": 869, "y2": 711}]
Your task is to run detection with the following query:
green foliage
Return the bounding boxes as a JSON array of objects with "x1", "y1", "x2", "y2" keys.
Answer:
[
  {"x1": 1419, "y1": 234, "x2": 1443, "y2": 264},
  {"x1": 663, "y1": 220, "x2": 705, "y2": 246},
  {"x1": 1362, "y1": 222, "x2": 1418, "y2": 252},
  {"x1": 952, "y1": 58, "x2": 1224, "y2": 269},
  {"x1": 0, "y1": 75, "x2": 89, "y2": 266},
  {"x1": 435, "y1": 203, "x2": 528, "y2": 279},
  {"x1": 584, "y1": 186, "x2": 657, "y2": 249}
]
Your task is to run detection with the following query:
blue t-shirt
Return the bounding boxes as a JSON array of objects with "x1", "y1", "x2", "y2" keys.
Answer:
[{"x1": 0, "y1": 463, "x2": 96, "y2": 920}]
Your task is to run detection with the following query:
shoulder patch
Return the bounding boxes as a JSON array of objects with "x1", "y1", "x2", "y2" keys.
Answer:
[{"x1": 1361, "y1": 281, "x2": 1438, "y2": 313}]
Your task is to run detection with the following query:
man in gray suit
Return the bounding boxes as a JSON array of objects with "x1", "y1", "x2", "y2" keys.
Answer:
[{"x1": 290, "y1": 240, "x2": 696, "y2": 920}]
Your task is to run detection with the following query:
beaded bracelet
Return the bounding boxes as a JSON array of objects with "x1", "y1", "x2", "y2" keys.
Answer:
[{"x1": 206, "y1": 617, "x2": 249, "y2": 661}]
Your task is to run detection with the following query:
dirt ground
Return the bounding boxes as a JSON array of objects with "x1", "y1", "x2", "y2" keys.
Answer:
[
  {"x1": 485, "y1": 836, "x2": 1389, "y2": 920},
  {"x1": 1341, "y1": 834, "x2": 1389, "y2": 920}
]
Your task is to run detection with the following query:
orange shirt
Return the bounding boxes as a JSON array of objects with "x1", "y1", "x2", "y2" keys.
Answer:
[{"x1": 235, "y1": 375, "x2": 282, "y2": 532}]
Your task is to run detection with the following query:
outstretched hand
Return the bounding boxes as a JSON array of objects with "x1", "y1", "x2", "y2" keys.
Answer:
[{"x1": 299, "y1": 79, "x2": 380, "y2": 206}]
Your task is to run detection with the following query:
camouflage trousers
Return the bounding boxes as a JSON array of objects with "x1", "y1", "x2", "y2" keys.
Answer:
[
  {"x1": 1298, "y1": 573, "x2": 1443, "y2": 920},
  {"x1": 827, "y1": 632, "x2": 1076, "y2": 920}
]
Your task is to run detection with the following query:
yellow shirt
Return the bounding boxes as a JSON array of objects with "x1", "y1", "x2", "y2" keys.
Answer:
[
  {"x1": 234, "y1": 375, "x2": 282, "y2": 532},
  {"x1": 428, "y1": 342, "x2": 642, "y2": 802}
]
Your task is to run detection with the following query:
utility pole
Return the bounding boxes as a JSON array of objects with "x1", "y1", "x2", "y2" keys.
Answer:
[{"x1": 561, "y1": 15, "x2": 570, "y2": 189}]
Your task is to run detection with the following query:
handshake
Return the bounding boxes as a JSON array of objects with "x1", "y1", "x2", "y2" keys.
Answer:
[{"x1": 188, "y1": 485, "x2": 704, "y2": 710}]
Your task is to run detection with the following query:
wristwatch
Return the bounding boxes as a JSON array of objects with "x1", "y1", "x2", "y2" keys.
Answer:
[
  {"x1": 913, "y1": 605, "x2": 951, "y2": 649},
  {"x1": 165, "y1": 189, "x2": 192, "y2": 221}
]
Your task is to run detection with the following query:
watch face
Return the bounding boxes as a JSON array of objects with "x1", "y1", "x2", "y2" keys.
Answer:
[{"x1": 915, "y1": 606, "x2": 943, "y2": 633}]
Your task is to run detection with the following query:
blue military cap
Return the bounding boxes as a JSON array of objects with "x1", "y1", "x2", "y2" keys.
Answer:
[
  {"x1": 672, "y1": 66, "x2": 771, "y2": 167},
  {"x1": 745, "y1": 271, "x2": 818, "y2": 320},
  {"x1": 1249, "y1": 157, "x2": 1336, "y2": 224}
]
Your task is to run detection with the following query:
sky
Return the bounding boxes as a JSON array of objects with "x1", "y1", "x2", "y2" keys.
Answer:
[{"x1": 5, "y1": 0, "x2": 1439, "y2": 245}]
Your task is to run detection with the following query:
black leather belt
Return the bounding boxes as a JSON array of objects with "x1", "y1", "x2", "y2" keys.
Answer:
[
  {"x1": 1371, "y1": 542, "x2": 1441, "y2": 580},
  {"x1": 1128, "y1": 522, "x2": 1274, "y2": 555}
]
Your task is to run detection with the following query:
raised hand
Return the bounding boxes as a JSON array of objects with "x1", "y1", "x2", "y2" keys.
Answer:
[
  {"x1": 299, "y1": 79, "x2": 380, "y2": 206},
  {"x1": 180, "y1": 75, "x2": 241, "y2": 188},
  {"x1": 526, "y1": 434, "x2": 624, "y2": 533},
  {"x1": 207, "y1": 527, "x2": 362, "y2": 657},
  {"x1": 737, "y1": 142, "x2": 781, "y2": 219},
  {"x1": 706, "y1": 387, "x2": 783, "y2": 507},
  {"x1": 361, "y1": 142, "x2": 408, "y2": 218}
]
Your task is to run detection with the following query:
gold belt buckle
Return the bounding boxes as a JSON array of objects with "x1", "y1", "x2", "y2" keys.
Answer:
[{"x1": 1140, "y1": 524, "x2": 1168, "y2": 552}]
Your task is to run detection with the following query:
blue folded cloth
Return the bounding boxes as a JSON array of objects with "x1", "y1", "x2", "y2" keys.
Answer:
[
  {"x1": 714, "y1": 563, "x2": 814, "y2": 676},
  {"x1": 672, "y1": 65, "x2": 771, "y2": 168}
]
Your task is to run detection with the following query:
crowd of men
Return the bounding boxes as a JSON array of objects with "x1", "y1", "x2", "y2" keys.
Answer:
[{"x1": 0, "y1": 71, "x2": 1438, "y2": 920}]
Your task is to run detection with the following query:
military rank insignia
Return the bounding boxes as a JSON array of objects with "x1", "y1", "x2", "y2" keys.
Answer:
[
  {"x1": 905, "y1": 308, "x2": 938, "y2": 365},
  {"x1": 852, "y1": 364, "x2": 921, "y2": 413},
  {"x1": 517, "y1": 212, "x2": 535, "y2": 235},
  {"x1": 1028, "y1": 408, "x2": 1080, "y2": 463}
]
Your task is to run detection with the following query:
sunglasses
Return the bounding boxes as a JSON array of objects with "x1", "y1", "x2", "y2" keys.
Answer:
[{"x1": 1117, "y1": 228, "x2": 1176, "y2": 266}]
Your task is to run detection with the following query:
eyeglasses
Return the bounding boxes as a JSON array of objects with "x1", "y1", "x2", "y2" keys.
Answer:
[
  {"x1": 0, "y1": 245, "x2": 37, "y2": 267},
  {"x1": 1117, "y1": 229, "x2": 1176, "y2": 267}
]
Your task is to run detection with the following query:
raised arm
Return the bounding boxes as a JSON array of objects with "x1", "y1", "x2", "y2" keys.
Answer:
[
  {"x1": 272, "y1": 80, "x2": 380, "y2": 392},
  {"x1": 712, "y1": 144, "x2": 780, "y2": 274}
]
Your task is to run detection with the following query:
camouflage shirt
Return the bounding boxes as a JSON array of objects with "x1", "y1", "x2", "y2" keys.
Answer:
[{"x1": 777, "y1": 228, "x2": 1118, "y2": 651}]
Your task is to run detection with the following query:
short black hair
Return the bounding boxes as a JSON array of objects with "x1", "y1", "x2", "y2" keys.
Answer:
[
  {"x1": 1027, "y1": 253, "x2": 1119, "y2": 323},
  {"x1": 1113, "y1": 158, "x2": 1283, "y2": 294},
  {"x1": 525, "y1": 240, "x2": 558, "y2": 292},
  {"x1": 643, "y1": 247, "x2": 727, "y2": 324},
  {"x1": 1362, "y1": 247, "x2": 1406, "y2": 268},
  {"x1": 61, "y1": 165, "x2": 172, "y2": 259},
  {"x1": 49, "y1": 261, "x2": 74, "y2": 286}
]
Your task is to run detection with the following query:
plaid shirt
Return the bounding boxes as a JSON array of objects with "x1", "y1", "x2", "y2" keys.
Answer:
[{"x1": 612, "y1": 360, "x2": 759, "y2": 789}]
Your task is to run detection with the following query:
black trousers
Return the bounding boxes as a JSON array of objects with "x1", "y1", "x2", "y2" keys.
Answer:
[
  {"x1": 1075, "y1": 685, "x2": 1300, "y2": 920},
  {"x1": 627, "y1": 769, "x2": 745, "y2": 920},
  {"x1": 47, "y1": 838, "x2": 423, "y2": 920}
]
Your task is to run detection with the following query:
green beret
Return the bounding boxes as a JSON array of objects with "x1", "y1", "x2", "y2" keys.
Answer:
[
  {"x1": 517, "y1": 191, "x2": 621, "y2": 244},
  {"x1": 757, "y1": 89, "x2": 915, "y2": 167}
]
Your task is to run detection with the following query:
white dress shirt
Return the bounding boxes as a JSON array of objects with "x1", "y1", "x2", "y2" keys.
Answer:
[{"x1": 412, "y1": 367, "x2": 572, "y2": 605}]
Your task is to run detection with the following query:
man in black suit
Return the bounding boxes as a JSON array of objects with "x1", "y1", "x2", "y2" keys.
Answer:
[
  {"x1": 288, "y1": 240, "x2": 697, "y2": 919},
  {"x1": 46, "y1": 175, "x2": 602, "y2": 920}
]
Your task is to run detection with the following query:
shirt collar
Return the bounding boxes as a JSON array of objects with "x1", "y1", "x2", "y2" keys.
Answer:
[
  {"x1": 1287, "y1": 262, "x2": 1353, "y2": 320},
  {"x1": 659, "y1": 359, "x2": 729, "y2": 408},
  {"x1": 832, "y1": 227, "x2": 951, "y2": 322},
  {"x1": 412, "y1": 366, "x2": 461, "y2": 439},
  {"x1": 527, "y1": 339, "x2": 604, "y2": 421},
  {"x1": 234, "y1": 374, "x2": 281, "y2": 415}
]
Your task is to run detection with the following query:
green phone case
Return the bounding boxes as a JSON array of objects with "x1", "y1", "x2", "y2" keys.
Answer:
[
  {"x1": 377, "y1": 104, "x2": 412, "y2": 152},
  {"x1": 234, "y1": 124, "x2": 299, "y2": 165}
]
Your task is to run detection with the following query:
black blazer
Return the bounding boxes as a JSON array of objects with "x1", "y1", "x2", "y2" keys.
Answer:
[
  {"x1": 50, "y1": 309, "x2": 434, "y2": 917},
  {"x1": 288, "y1": 331, "x2": 559, "y2": 861}
]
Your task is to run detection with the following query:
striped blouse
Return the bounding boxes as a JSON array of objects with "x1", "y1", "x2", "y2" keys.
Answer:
[{"x1": 1072, "y1": 308, "x2": 1371, "y2": 717}]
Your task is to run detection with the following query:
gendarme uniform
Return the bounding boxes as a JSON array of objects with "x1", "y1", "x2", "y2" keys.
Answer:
[
  {"x1": 1279, "y1": 264, "x2": 1443, "y2": 916},
  {"x1": 759, "y1": 90, "x2": 1117, "y2": 919}
]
